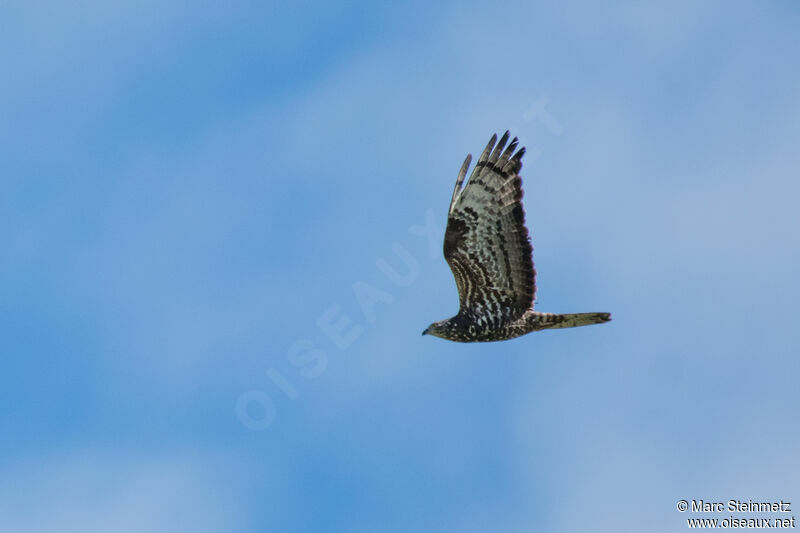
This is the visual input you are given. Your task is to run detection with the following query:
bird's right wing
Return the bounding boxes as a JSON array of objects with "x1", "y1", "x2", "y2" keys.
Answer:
[{"x1": 444, "y1": 132, "x2": 536, "y2": 322}]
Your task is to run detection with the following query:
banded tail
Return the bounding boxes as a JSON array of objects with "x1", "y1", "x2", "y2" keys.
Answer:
[{"x1": 525, "y1": 311, "x2": 611, "y2": 331}]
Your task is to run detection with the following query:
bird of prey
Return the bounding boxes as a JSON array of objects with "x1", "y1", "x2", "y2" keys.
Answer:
[{"x1": 422, "y1": 131, "x2": 610, "y2": 342}]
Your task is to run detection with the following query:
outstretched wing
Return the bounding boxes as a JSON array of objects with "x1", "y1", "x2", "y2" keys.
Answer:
[{"x1": 443, "y1": 131, "x2": 536, "y2": 322}]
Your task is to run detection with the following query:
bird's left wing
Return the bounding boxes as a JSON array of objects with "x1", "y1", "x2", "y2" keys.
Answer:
[{"x1": 444, "y1": 132, "x2": 536, "y2": 321}]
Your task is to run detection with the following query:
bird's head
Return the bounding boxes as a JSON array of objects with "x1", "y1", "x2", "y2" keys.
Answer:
[{"x1": 422, "y1": 319, "x2": 452, "y2": 339}]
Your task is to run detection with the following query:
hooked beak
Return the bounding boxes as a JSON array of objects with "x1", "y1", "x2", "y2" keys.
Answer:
[{"x1": 422, "y1": 327, "x2": 429, "y2": 336}]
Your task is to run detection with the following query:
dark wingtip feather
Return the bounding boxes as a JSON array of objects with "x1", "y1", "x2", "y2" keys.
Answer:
[
  {"x1": 479, "y1": 134, "x2": 498, "y2": 162},
  {"x1": 489, "y1": 132, "x2": 510, "y2": 164},
  {"x1": 505, "y1": 138, "x2": 519, "y2": 156},
  {"x1": 499, "y1": 130, "x2": 510, "y2": 143}
]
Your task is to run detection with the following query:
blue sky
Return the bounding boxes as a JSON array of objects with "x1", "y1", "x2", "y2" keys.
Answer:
[{"x1": 2, "y1": 1, "x2": 799, "y2": 531}]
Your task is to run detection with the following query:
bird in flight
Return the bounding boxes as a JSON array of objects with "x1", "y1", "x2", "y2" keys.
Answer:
[{"x1": 423, "y1": 131, "x2": 610, "y2": 342}]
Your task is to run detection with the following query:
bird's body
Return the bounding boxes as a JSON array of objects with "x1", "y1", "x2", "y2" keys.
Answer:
[
  {"x1": 423, "y1": 132, "x2": 610, "y2": 342},
  {"x1": 427, "y1": 310, "x2": 611, "y2": 343}
]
